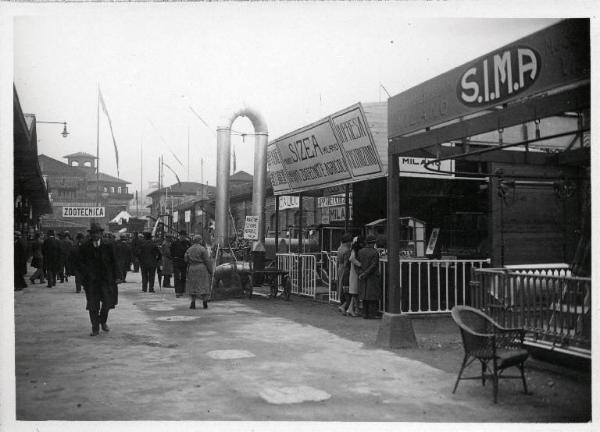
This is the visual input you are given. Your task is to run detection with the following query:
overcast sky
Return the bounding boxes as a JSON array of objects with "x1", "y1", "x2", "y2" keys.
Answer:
[{"x1": 10, "y1": 5, "x2": 567, "y2": 194}]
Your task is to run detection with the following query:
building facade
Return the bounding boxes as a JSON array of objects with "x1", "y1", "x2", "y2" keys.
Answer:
[{"x1": 38, "y1": 152, "x2": 133, "y2": 233}]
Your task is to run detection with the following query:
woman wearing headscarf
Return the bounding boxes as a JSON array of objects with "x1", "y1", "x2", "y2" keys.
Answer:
[{"x1": 184, "y1": 235, "x2": 214, "y2": 309}]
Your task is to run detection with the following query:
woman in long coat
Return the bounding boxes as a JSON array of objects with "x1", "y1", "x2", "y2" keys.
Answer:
[
  {"x1": 346, "y1": 236, "x2": 363, "y2": 317},
  {"x1": 184, "y1": 236, "x2": 213, "y2": 309}
]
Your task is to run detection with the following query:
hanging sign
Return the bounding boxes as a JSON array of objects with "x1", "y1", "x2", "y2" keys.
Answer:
[
  {"x1": 184, "y1": 210, "x2": 191, "y2": 223},
  {"x1": 317, "y1": 193, "x2": 352, "y2": 208},
  {"x1": 243, "y1": 216, "x2": 260, "y2": 240},
  {"x1": 62, "y1": 207, "x2": 105, "y2": 218},
  {"x1": 279, "y1": 195, "x2": 300, "y2": 210}
]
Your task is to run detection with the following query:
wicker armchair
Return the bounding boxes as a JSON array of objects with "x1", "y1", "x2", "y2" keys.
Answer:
[{"x1": 451, "y1": 305, "x2": 529, "y2": 403}]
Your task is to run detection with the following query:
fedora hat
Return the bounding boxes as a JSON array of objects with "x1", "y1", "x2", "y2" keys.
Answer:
[
  {"x1": 366, "y1": 234, "x2": 377, "y2": 244},
  {"x1": 88, "y1": 222, "x2": 104, "y2": 233}
]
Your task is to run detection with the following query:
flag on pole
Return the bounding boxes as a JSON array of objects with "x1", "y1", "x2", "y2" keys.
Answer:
[{"x1": 98, "y1": 88, "x2": 120, "y2": 178}]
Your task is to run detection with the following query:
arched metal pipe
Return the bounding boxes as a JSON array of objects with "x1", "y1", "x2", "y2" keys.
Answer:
[{"x1": 215, "y1": 107, "x2": 268, "y2": 249}]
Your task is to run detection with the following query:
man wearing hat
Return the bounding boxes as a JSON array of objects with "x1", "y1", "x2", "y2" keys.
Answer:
[
  {"x1": 79, "y1": 222, "x2": 121, "y2": 336},
  {"x1": 14, "y1": 231, "x2": 28, "y2": 290},
  {"x1": 170, "y1": 230, "x2": 191, "y2": 298},
  {"x1": 357, "y1": 234, "x2": 382, "y2": 319},
  {"x1": 42, "y1": 230, "x2": 62, "y2": 288}
]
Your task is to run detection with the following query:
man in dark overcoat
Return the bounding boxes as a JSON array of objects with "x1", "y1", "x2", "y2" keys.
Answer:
[
  {"x1": 29, "y1": 232, "x2": 46, "y2": 284},
  {"x1": 69, "y1": 232, "x2": 85, "y2": 293},
  {"x1": 170, "y1": 230, "x2": 191, "y2": 298},
  {"x1": 357, "y1": 234, "x2": 382, "y2": 319},
  {"x1": 138, "y1": 232, "x2": 161, "y2": 292},
  {"x1": 42, "y1": 230, "x2": 62, "y2": 287},
  {"x1": 114, "y1": 234, "x2": 133, "y2": 282},
  {"x1": 79, "y1": 223, "x2": 121, "y2": 336}
]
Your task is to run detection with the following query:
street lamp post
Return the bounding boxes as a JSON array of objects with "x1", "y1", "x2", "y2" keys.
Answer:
[{"x1": 37, "y1": 120, "x2": 69, "y2": 138}]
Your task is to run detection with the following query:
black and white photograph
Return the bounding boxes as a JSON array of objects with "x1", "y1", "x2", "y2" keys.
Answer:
[{"x1": 2, "y1": 1, "x2": 596, "y2": 430}]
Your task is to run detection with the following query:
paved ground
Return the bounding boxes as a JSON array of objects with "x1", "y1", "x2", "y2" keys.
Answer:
[{"x1": 11, "y1": 269, "x2": 591, "y2": 423}]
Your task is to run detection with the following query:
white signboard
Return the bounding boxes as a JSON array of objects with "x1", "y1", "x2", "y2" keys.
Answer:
[
  {"x1": 184, "y1": 210, "x2": 191, "y2": 223},
  {"x1": 173, "y1": 212, "x2": 178, "y2": 223},
  {"x1": 330, "y1": 105, "x2": 381, "y2": 177},
  {"x1": 321, "y1": 211, "x2": 330, "y2": 225},
  {"x1": 399, "y1": 157, "x2": 454, "y2": 178},
  {"x1": 62, "y1": 207, "x2": 105, "y2": 218},
  {"x1": 243, "y1": 216, "x2": 260, "y2": 240},
  {"x1": 195, "y1": 209, "x2": 204, "y2": 216},
  {"x1": 317, "y1": 193, "x2": 352, "y2": 208},
  {"x1": 275, "y1": 118, "x2": 351, "y2": 189},
  {"x1": 267, "y1": 143, "x2": 292, "y2": 193},
  {"x1": 426, "y1": 228, "x2": 440, "y2": 255},
  {"x1": 279, "y1": 195, "x2": 299, "y2": 210}
]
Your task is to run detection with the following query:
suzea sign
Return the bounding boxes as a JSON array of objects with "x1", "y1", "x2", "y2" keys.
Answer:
[{"x1": 458, "y1": 46, "x2": 541, "y2": 107}]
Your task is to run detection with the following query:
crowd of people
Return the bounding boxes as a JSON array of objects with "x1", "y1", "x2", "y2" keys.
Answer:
[{"x1": 14, "y1": 224, "x2": 214, "y2": 336}]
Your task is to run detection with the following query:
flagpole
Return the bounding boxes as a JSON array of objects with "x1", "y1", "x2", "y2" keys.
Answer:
[
  {"x1": 187, "y1": 125, "x2": 190, "y2": 181},
  {"x1": 96, "y1": 86, "x2": 100, "y2": 207},
  {"x1": 139, "y1": 134, "x2": 143, "y2": 217}
]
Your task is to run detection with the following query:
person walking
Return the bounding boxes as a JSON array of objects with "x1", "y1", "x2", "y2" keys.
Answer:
[
  {"x1": 160, "y1": 235, "x2": 174, "y2": 288},
  {"x1": 79, "y1": 223, "x2": 121, "y2": 336},
  {"x1": 14, "y1": 231, "x2": 28, "y2": 291},
  {"x1": 131, "y1": 232, "x2": 141, "y2": 273},
  {"x1": 113, "y1": 234, "x2": 133, "y2": 283},
  {"x1": 184, "y1": 236, "x2": 213, "y2": 309},
  {"x1": 138, "y1": 232, "x2": 161, "y2": 293},
  {"x1": 336, "y1": 233, "x2": 352, "y2": 315},
  {"x1": 60, "y1": 231, "x2": 74, "y2": 283},
  {"x1": 69, "y1": 232, "x2": 85, "y2": 293},
  {"x1": 42, "y1": 230, "x2": 61, "y2": 288},
  {"x1": 29, "y1": 232, "x2": 46, "y2": 285},
  {"x1": 171, "y1": 230, "x2": 191, "y2": 298},
  {"x1": 357, "y1": 234, "x2": 382, "y2": 319}
]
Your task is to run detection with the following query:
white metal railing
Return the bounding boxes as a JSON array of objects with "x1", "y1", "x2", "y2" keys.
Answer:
[
  {"x1": 325, "y1": 252, "x2": 341, "y2": 303},
  {"x1": 379, "y1": 257, "x2": 490, "y2": 313},
  {"x1": 327, "y1": 254, "x2": 489, "y2": 313},
  {"x1": 276, "y1": 253, "x2": 317, "y2": 298},
  {"x1": 470, "y1": 266, "x2": 591, "y2": 357}
]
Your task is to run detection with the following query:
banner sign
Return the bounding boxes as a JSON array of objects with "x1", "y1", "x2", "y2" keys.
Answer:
[
  {"x1": 317, "y1": 193, "x2": 352, "y2": 208},
  {"x1": 269, "y1": 103, "x2": 385, "y2": 195},
  {"x1": 243, "y1": 216, "x2": 260, "y2": 240},
  {"x1": 388, "y1": 20, "x2": 590, "y2": 139},
  {"x1": 173, "y1": 212, "x2": 178, "y2": 223},
  {"x1": 426, "y1": 227, "x2": 440, "y2": 255},
  {"x1": 330, "y1": 106, "x2": 382, "y2": 177},
  {"x1": 184, "y1": 210, "x2": 191, "y2": 223},
  {"x1": 278, "y1": 195, "x2": 300, "y2": 210},
  {"x1": 266, "y1": 143, "x2": 292, "y2": 193},
  {"x1": 275, "y1": 118, "x2": 351, "y2": 189},
  {"x1": 62, "y1": 207, "x2": 105, "y2": 218}
]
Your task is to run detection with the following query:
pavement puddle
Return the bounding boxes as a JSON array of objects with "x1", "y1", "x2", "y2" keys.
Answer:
[
  {"x1": 206, "y1": 350, "x2": 256, "y2": 360},
  {"x1": 155, "y1": 315, "x2": 201, "y2": 322},
  {"x1": 259, "y1": 385, "x2": 331, "y2": 404}
]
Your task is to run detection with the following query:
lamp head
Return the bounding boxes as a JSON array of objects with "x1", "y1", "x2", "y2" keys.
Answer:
[{"x1": 61, "y1": 122, "x2": 69, "y2": 138}]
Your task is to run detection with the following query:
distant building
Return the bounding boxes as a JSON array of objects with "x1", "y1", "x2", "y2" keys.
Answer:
[
  {"x1": 38, "y1": 152, "x2": 133, "y2": 232},
  {"x1": 13, "y1": 86, "x2": 52, "y2": 235}
]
